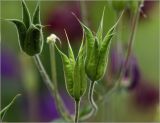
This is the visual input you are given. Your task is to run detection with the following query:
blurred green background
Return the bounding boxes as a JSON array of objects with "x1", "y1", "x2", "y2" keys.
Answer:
[{"x1": 1, "y1": 0, "x2": 159, "y2": 122}]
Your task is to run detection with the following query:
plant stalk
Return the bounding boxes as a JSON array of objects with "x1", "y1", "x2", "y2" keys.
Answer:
[
  {"x1": 74, "y1": 100, "x2": 80, "y2": 123},
  {"x1": 80, "y1": 1, "x2": 88, "y2": 25},
  {"x1": 88, "y1": 81, "x2": 97, "y2": 114},
  {"x1": 33, "y1": 55, "x2": 72, "y2": 121},
  {"x1": 124, "y1": 2, "x2": 141, "y2": 69}
]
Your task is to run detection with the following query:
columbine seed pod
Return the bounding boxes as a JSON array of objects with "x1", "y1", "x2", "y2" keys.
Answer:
[
  {"x1": 111, "y1": 1, "x2": 128, "y2": 12},
  {"x1": 73, "y1": 9, "x2": 123, "y2": 82},
  {"x1": 127, "y1": 1, "x2": 139, "y2": 14},
  {"x1": 8, "y1": 1, "x2": 43, "y2": 56},
  {"x1": 50, "y1": 31, "x2": 87, "y2": 101}
]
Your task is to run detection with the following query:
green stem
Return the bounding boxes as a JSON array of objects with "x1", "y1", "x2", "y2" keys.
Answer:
[
  {"x1": 80, "y1": 1, "x2": 88, "y2": 25},
  {"x1": 88, "y1": 81, "x2": 97, "y2": 114},
  {"x1": 49, "y1": 43, "x2": 58, "y2": 89},
  {"x1": 101, "y1": 1, "x2": 143, "y2": 105},
  {"x1": 0, "y1": 94, "x2": 21, "y2": 121},
  {"x1": 49, "y1": 43, "x2": 73, "y2": 121},
  {"x1": 124, "y1": 2, "x2": 141, "y2": 69},
  {"x1": 74, "y1": 100, "x2": 80, "y2": 123},
  {"x1": 116, "y1": 12, "x2": 123, "y2": 42},
  {"x1": 33, "y1": 55, "x2": 72, "y2": 121},
  {"x1": 0, "y1": 94, "x2": 21, "y2": 116}
]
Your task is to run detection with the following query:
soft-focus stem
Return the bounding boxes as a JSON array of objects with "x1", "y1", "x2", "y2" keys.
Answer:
[
  {"x1": 116, "y1": 12, "x2": 123, "y2": 42},
  {"x1": 49, "y1": 43, "x2": 58, "y2": 90},
  {"x1": 33, "y1": 55, "x2": 72, "y2": 121},
  {"x1": 79, "y1": 81, "x2": 98, "y2": 121},
  {"x1": 102, "y1": 2, "x2": 142, "y2": 104},
  {"x1": 49, "y1": 43, "x2": 73, "y2": 120},
  {"x1": 80, "y1": 1, "x2": 88, "y2": 25},
  {"x1": 124, "y1": 2, "x2": 141, "y2": 69},
  {"x1": 0, "y1": 94, "x2": 21, "y2": 116},
  {"x1": 74, "y1": 100, "x2": 80, "y2": 123}
]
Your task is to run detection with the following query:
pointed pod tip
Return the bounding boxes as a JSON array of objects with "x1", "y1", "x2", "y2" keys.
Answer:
[{"x1": 71, "y1": 12, "x2": 83, "y2": 26}]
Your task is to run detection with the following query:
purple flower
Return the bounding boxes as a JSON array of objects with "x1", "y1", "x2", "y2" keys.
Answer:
[
  {"x1": 109, "y1": 43, "x2": 141, "y2": 90},
  {"x1": 45, "y1": 2, "x2": 82, "y2": 42},
  {"x1": 124, "y1": 55, "x2": 141, "y2": 90},
  {"x1": 38, "y1": 90, "x2": 74, "y2": 122},
  {"x1": 1, "y1": 44, "x2": 21, "y2": 79},
  {"x1": 132, "y1": 81, "x2": 159, "y2": 110},
  {"x1": 109, "y1": 43, "x2": 124, "y2": 78},
  {"x1": 140, "y1": 0, "x2": 156, "y2": 20}
]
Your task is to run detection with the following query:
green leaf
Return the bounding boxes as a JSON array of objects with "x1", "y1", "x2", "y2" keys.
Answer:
[
  {"x1": 32, "y1": 1, "x2": 41, "y2": 25},
  {"x1": 22, "y1": 0, "x2": 31, "y2": 28},
  {"x1": 97, "y1": 7, "x2": 105, "y2": 44},
  {"x1": 24, "y1": 24, "x2": 43, "y2": 56},
  {"x1": 8, "y1": 19, "x2": 27, "y2": 52},
  {"x1": 0, "y1": 94, "x2": 21, "y2": 116}
]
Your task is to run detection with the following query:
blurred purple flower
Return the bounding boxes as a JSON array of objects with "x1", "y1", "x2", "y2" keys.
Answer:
[
  {"x1": 126, "y1": 0, "x2": 156, "y2": 20},
  {"x1": 124, "y1": 55, "x2": 141, "y2": 90},
  {"x1": 1, "y1": 44, "x2": 21, "y2": 79},
  {"x1": 140, "y1": 0, "x2": 156, "y2": 19},
  {"x1": 45, "y1": 2, "x2": 82, "y2": 42},
  {"x1": 109, "y1": 43, "x2": 141, "y2": 90},
  {"x1": 109, "y1": 43, "x2": 124, "y2": 78},
  {"x1": 132, "y1": 81, "x2": 159, "y2": 110},
  {"x1": 38, "y1": 90, "x2": 74, "y2": 122}
]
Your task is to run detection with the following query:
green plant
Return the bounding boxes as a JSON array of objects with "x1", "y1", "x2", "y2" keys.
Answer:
[{"x1": 5, "y1": 0, "x2": 144, "y2": 122}]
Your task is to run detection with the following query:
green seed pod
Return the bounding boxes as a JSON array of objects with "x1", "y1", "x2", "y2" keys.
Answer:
[
  {"x1": 111, "y1": 1, "x2": 128, "y2": 12},
  {"x1": 74, "y1": 9, "x2": 123, "y2": 81},
  {"x1": 127, "y1": 1, "x2": 139, "y2": 14},
  {"x1": 52, "y1": 32, "x2": 87, "y2": 101},
  {"x1": 8, "y1": 1, "x2": 43, "y2": 56}
]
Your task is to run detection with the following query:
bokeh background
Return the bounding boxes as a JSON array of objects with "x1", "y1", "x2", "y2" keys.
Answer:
[{"x1": 1, "y1": 0, "x2": 159, "y2": 122}]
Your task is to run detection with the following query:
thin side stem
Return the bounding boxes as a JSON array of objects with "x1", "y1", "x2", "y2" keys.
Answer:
[
  {"x1": 79, "y1": 81, "x2": 97, "y2": 121},
  {"x1": 33, "y1": 55, "x2": 72, "y2": 121},
  {"x1": 0, "y1": 94, "x2": 21, "y2": 115},
  {"x1": 88, "y1": 81, "x2": 97, "y2": 114},
  {"x1": 80, "y1": 1, "x2": 88, "y2": 25},
  {"x1": 100, "y1": 1, "x2": 143, "y2": 105},
  {"x1": 49, "y1": 43, "x2": 58, "y2": 89},
  {"x1": 49, "y1": 43, "x2": 73, "y2": 120},
  {"x1": 74, "y1": 100, "x2": 80, "y2": 123},
  {"x1": 124, "y1": 3, "x2": 141, "y2": 69}
]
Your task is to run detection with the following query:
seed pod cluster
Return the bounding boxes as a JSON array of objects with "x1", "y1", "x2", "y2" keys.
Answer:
[
  {"x1": 74, "y1": 9, "x2": 123, "y2": 82},
  {"x1": 53, "y1": 31, "x2": 87, "y2": 101},
  {"x1": 8, "y1": 1, "x2": 43, "y2": 56}
]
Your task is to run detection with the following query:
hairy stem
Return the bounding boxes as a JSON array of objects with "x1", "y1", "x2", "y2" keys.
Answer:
[
  {"x1": 33, "y1": 55, "x2": 72, "y2": 121},
  {"x1": 74, "y1": 100, "x2": 80, "y2": 123}
]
